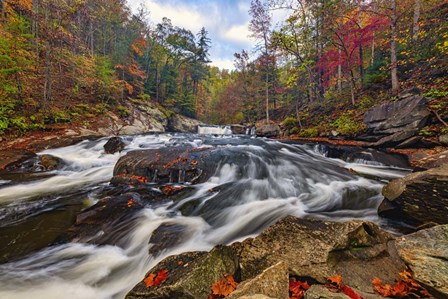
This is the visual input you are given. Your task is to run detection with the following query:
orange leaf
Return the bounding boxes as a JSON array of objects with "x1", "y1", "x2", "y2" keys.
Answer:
[
  {"x1": 144, "y1": 273, "x2": 156, "y2": 288},
  {"x1": 289, "y1": 278, "x2": 310, "y2": 299},
  {"x1": 144, "y1": 269, "x2": 168, "y2": 288},
  {"x1": 327, "y1": 275, "x2": 343, "y2": 289},
  {"x1": 211, "y1": 274, "x2": 238, "y2": 296}
]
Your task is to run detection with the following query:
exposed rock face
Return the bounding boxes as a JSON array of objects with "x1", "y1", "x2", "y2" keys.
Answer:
[
  {"x1": 235, "y1": 217, "x2": 404, "y2": 291},
  {"x1": 104, "y1": 137, "x2": 126, "y2": 154},
  {"x1": 372, "y1": 129, "x2": 419, "y2": 148},
  {"x1": 126, "y1": 217, "x2": 406, "y2": 299},
  {"x1": 126, "y1": 247, "x2": 239, "y2": 299},
  {"x1": 395, "y1": 225, "x2": 448, "y2": 297},
  {"x1": 256, "y1": 124, "x2": 281, "y2": 137},
  {"x1": 168, "y1": 114, "x2": 203, "y2": 133},
  {"x1": 227, "y1": 262, "x2": 289, "y2": 299},
  {"x1": 363, "y1": 93, "x2": 430, "y2": 135},
  {"x1": 379, "y1": 164, "x2": 448, "y2": 226}
]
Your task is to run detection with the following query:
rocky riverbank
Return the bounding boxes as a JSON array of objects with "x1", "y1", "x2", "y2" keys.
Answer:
[{"x1": 124, "y1": 216, "x2": 447, "y2": 299}]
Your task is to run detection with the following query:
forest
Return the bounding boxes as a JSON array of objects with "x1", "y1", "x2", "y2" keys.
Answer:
[{"x1": 0, "y1": 0, "x2": 447, "y2": 138}]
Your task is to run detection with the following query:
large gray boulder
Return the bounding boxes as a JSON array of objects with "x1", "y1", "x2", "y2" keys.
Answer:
[
  {"x1": 395, "y1": 225, "x2": 448, "y2": 297},
  {"x1": 256, "y1": 124, "x2": 281, "y2": 137},
  {"x1": 168, "y1": 114, "x2": 203, "y2": 133},
  {"x1": 379, "y1": 164, "x2": 448, "y2": 226},
  {"x1": 363, "y1": 92, "x2": 430, "y2": 135}
]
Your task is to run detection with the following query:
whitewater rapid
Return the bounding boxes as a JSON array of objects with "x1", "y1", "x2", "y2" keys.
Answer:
[{"x1": 0, "y1": 134, "x2": 411, "y2": 299}]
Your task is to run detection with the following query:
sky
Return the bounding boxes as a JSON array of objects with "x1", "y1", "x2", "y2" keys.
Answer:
[{"x1": 126, "y1": 0, "x2": 287, "y2": 70}]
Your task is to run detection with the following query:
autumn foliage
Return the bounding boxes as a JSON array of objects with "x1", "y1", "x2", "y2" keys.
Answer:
[
  {"x1": 208, "y1": 274, "x2": 239, "y2": 298},
  {"x1": 289, "y1": 278, "x2": 310, "y2": 299},
  {"x1": 372, "y1": 270, "x2": 432, "y2": 298},
  {"x1": 326, "y1": 275, "x2": 362, "y2": 299},
  {"x1": 144, "y1": 269, "x2": 169, "y2": 288}
]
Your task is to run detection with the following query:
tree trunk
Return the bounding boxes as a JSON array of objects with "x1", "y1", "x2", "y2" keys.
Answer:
[
  {"x1": 337, "y1": 48, "x2": 342, "y2": 93},
  {"x1": 412, "y1": 0, "x2": 420, "y2": 41},
  {"x1": 390, "y1": 0, "x2": 399, "y2": 95},
  {"x1": 359, "y1": 43, "x2": 364, "y2": 88},
  {"x1": 350, "y1": 70, "x2": 356, "y2": 106},
  {"x1": 265, "y1": 65, "x2": 269, "y2": 123},
  {"x1": 371, "y1": 32, "x2": 375, "y2": 66}
]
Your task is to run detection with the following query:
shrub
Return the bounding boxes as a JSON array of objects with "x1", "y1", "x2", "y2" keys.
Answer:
[
  {"x1": 298, "y1": 127, "x2": 319, "y2": 138},
  {"x1": 117, "y1": 105, "x2": 131, "y2": 118},
  {"x1": 332, "y1": 112, "x2": 366, "y2": 136},
  {"x1": 282, "y1": 117, "x2": 297, "y2": 130}
]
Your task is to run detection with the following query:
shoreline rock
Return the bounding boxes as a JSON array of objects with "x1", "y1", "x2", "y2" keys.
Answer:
[{"x1": 126, "y1": 216, "x2": 407, "y2": 299}]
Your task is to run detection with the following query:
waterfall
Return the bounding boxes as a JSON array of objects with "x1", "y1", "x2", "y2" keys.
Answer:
[{"x1": 197, "y1": 125, "x2": 233, "y2": 135}]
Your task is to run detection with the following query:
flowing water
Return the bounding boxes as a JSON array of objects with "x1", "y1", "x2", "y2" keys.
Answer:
[{"x1": 0, "y1": 134, "x2": 411, "y2": 299}]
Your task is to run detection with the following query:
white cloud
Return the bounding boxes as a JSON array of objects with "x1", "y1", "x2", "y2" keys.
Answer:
[
  {"x1": 126, "y1": 0, "x2": 258, "y2": 70},
  {"x1": 222, "y1": 23, "x2": 254, "y2": 47},
  {"x1": 210, "y1": 58, "x2": 235, "y2": 70}
]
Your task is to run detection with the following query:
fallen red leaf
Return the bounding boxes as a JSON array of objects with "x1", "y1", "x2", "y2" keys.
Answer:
[
  {"x1": 210, "y1": 274, "x2": 238, "y2": 297},
  {"x1": 144, "y1": 269, "x2": 169, "y2": 288},
  {"x1": 289, "y1": 278, "x2": 310, "y2": 299},
  {"x1": 341, "y1": 285, "x2": 363, "y2": 299},
  {"x1": 130, "y1": 175, "x2": 148, "y2": 183},
  {"x1": 372, "y1": 271, "x2": 431, "y2": 298},
  {"x1": 326, "y1": 275, "x2": 362, "y2": 299},
  {"x1": 127, "y1": 199, "x2": 138, "y2": 207}
]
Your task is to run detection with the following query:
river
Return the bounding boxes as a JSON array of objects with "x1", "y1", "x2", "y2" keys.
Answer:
[{"x1": 0, "y1": 133, "x2": 410, "y2": 299}]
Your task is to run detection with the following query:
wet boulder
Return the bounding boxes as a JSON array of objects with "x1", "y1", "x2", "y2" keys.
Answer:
[
  {"x1": 63, "y1": 192, "x2": 146, "y2": 246},
  {"x1": 112, "y1": 146, "x2": 249, "y2": 186},
  {"x1": 395, "y1": 224, "x2": 448, "y2": 297},
  {"x1": 256, "y1": 124, "x2": 281, "y2": 138},
  {"x1": 231, "y1": 124, "x2": 246, "y2": 135},
  {"x1": 104, "y1": 136, "x2": 126, "y2": 154},
  {"x1": 379, "y1": 164, "x2": 448, "y2": 226},
  {"x1": 0, "y1": 149, "x2": 37, "y2": 171},
  {"x1": 126, "y1": 246, "x2": 239, "y2": 299},
  {"x1": 39, "y1": 154, "x2": 63, "y2": 171}
]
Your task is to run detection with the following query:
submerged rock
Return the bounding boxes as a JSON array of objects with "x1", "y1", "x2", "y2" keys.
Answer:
[
  {"x1": 379, "y1": 164, "x2": 448, "y2": 226},
  {"x1": 63, "y1": 192, "x2": 146, "y2": 246},
  {"x1": 104, "y1": 136, "x2": 126, "y2": 154},
  {"x1": 395, "y1": 224, "x2": 448, "y2": 297}
]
